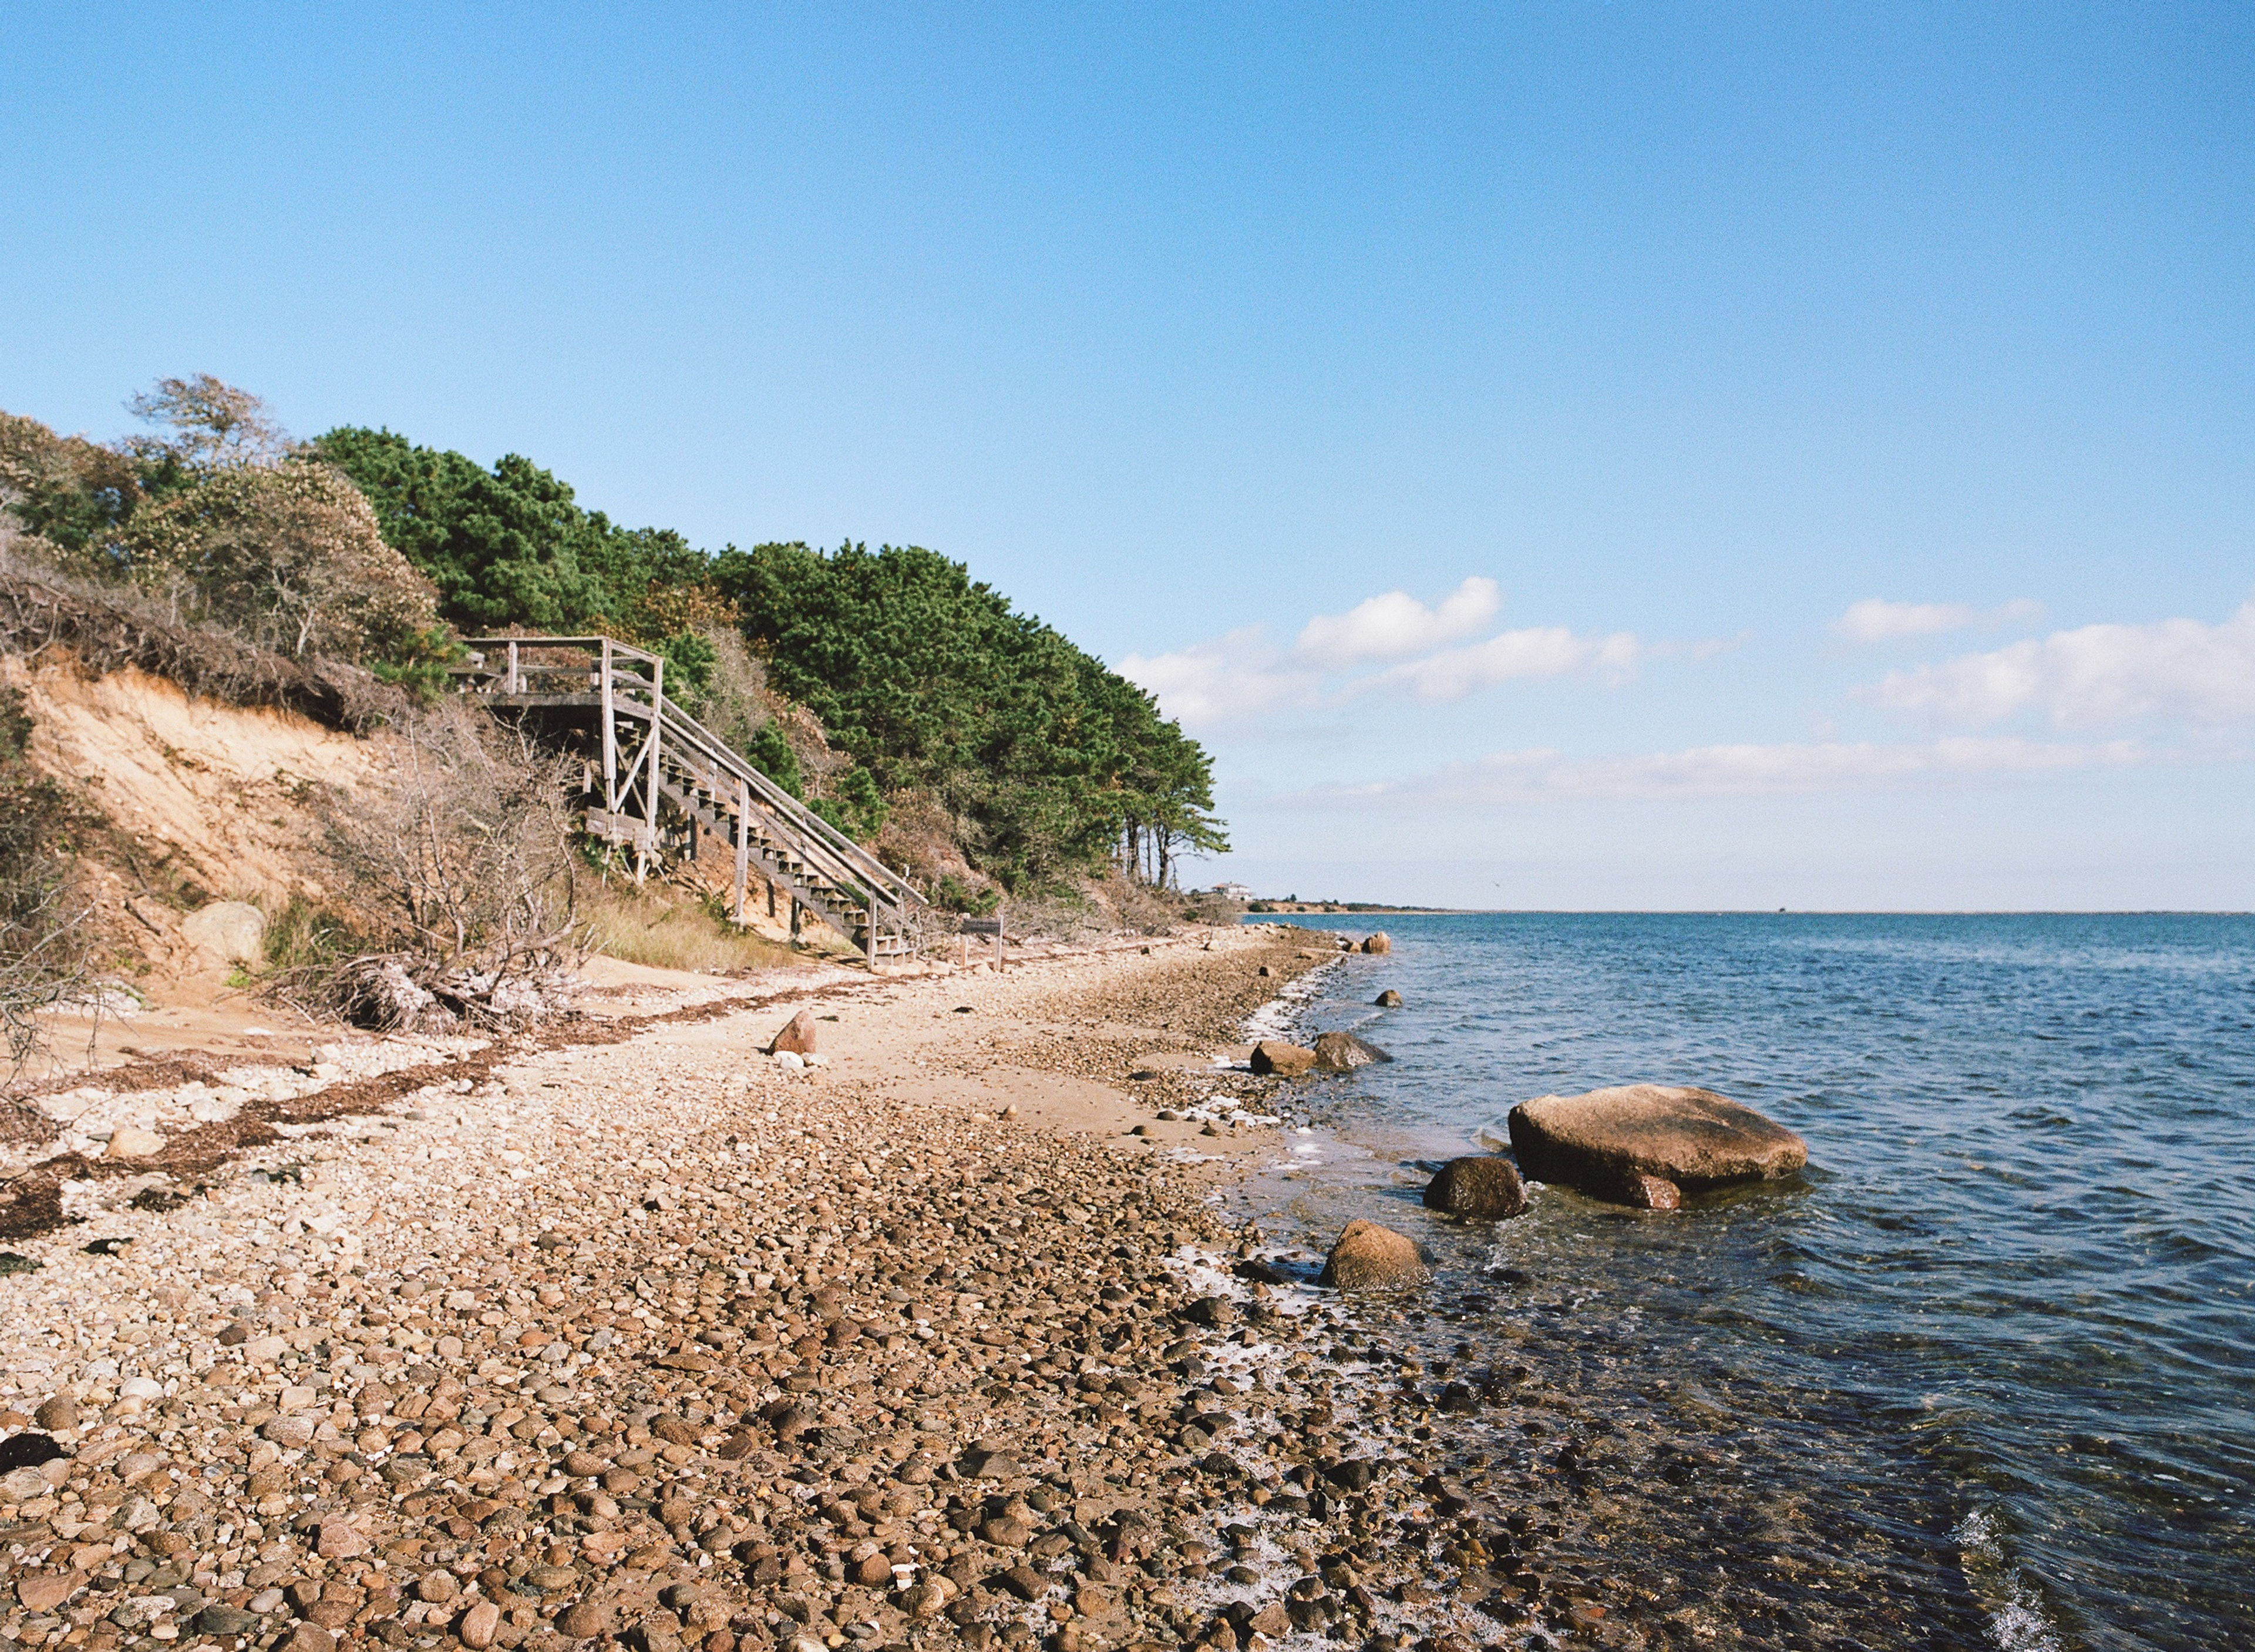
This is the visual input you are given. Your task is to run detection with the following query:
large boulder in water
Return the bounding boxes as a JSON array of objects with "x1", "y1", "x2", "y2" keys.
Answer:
[
  {"x1": 1311, "y1": 1031, "x2": 1389, "y2": 1072},
  {"x1": 1507, "y1": 1084, "x2": 1805, "y2": 1203},
  {"x1": 1317, "y1": 1220, "x2": 1428, "y2": 1291},
  {"x1": 1422, "y1": 1156, "x2": 1527, "y2": 1219},
  {"x1": 1360, "y1": 932, "x2": 1392, "y2": 955}
]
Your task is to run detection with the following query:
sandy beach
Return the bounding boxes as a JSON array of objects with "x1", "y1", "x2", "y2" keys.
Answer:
[{"x1": 0, "y1": 926, "x2": 1537, "y2": 1652}]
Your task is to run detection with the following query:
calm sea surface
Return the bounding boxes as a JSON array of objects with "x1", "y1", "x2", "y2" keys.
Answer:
[{"x1": 1240, "y1": 913, "x2": 2254, "y2": 1651}]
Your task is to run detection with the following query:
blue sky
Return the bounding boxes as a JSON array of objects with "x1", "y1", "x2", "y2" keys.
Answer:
[{"x1": 5, "y1": 4, "x2": 2250, "y2": 907}]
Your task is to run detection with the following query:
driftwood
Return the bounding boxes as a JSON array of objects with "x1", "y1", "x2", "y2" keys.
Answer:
[{"x1": 0, "y1": 556, "x2": 412, "y2": 734}]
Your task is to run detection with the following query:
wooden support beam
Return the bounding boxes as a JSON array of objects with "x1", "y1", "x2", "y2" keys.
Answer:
[
  {"x1": 600, "y1": 639, "x2": 618, "y2": 812},
  {"x1": 733, "y1": 776, "x2": 750, "y2": 923}
]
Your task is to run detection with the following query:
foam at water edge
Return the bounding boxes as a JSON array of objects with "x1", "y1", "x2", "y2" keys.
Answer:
[{"x1": 1954, "y1": 1508, "x2": 2067, "y2": 1652}]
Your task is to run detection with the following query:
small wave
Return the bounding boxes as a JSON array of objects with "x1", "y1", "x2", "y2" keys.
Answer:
[{"x1": 1953, "y1": 1508, "x2": 2066, "y2": 1652}]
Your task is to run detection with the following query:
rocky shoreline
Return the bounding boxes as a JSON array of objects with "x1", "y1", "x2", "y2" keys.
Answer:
[{"x1": 0, "y1": 928, "x2": 1579, "y2": 1652}]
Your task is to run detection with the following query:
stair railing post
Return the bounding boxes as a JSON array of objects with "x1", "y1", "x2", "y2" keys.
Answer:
[
  {"x1": 639, "y1": 655, "x2": 663, "y2": 883},
  {"x1": 506, "y1": 640, "x2": 519, "y2": 694},
  {"x1": 733, "y1": 775, "x2": 750, "y2": 923},
  {"x1": 866, "y1": 897, "x2": 878, "y2": 967},
  {"x1": 600, "y1": 639, "x2": 618, "y2": 813}
]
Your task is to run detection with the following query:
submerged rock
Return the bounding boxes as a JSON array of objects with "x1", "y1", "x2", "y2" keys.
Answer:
[
  {"x1": 1507, "y1": 1084, "x2": 1806, "y2": 1202},
  {"x1": 1250, "y1": 1041, "x2": 1318, "y2": 1077},
  {"x1": 1374, "y1": 989, "x2": 1403, "y2": 1008},
  {"x1": 1318, "y1": 1220, "x2": 1428, "y2": 1290},
  {"x1": 1625, "y1": 1173, "x2": 1682, "y2": 1210},
  {"x1": 1361, "y1": 933, "x2": 1393, "y2": 955},
  {"x1": 1312, "y1": 1031, "x2": 1389, "y2": 1072},
  {"x1": 1422, "y1": 1156, "x2": 1527, "y2": 1220}
]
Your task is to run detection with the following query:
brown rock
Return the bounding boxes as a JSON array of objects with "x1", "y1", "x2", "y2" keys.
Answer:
[
  {"x1": 1316, "y1": 1220, "x2": 1428, "y2": 1291},
  {"x1": 418, "y1": 1570, "x2": 460, "y2": 1604},
  {"x1": 561, "y1": 1451, "x2": 608, "y2": 1477},
  {"x1": 1422, "y1": 1156, "x2": 1528, "y2": 1220},
  {"x1": 766, "y1": 1011, "x2": 818, "y2": 1057},
  {"x1": 15, "y1": 1572, "x2": 82, "y2": 1613},
  {"x1": 1374, "y1": 990, "x2": 1402, "y2": 1008},
  {"x1": 1506, "y1": 1084, "x2": 1808, "y2": 1200},
  {"x1": 997, "y1": 1564, "x2": 1047, "y2": 1601},
  {"x1": 278, "y1": 1625, "x2": 336, "y2": 1652},
  {"x1": 457, "y1": 1601, "x2": 502, "y2": 1649},
  {"x1": 1626, "y1": 1173, "x2": 1681, "y2": 1210},
  {"x1": 979, "y1": 1515, "x2": 1030, "y2": 1547},
  {"x1": 315, "y1": 1517, "x2": 369, "y2": 1559},
  {"x1": 853, "y1": 1553, "x2": 894, "y2": 1587},
  {"x1": 1248, "y1": 1041, "x2": 1317, "y2": 1078},
  {"x1": 557, "y1": 1600, "x2": 611, "y2": 1640},
  {"x1": 1360, "y1": 933, "x2": 1392, "y2": 955},
  {"x1": 32, "y1": 1396, "x2": 79, "y2": 1432},
  {"x1": 1311, "y1": 1031, "x2": 1388, "y2": 1072}
]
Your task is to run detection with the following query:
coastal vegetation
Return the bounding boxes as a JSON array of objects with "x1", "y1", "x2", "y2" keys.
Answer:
[{"x1": 1, "y1": 379, "x2": 1226, "y2": 906}]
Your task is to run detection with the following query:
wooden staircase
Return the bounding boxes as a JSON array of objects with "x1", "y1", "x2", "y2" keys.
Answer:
[{"x1": 451, "y1": 637, "x2": 925, "y2": 962}]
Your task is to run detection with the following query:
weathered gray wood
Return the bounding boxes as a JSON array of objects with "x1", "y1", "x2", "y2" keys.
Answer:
[{"x1": 733, "y1": 775, "x2": 750, "y2": 922}]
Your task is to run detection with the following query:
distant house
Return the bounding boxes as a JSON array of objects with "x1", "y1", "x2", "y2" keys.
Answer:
[{"x1": 1211, "y1": 881, "x2": 1254, "y2": 901}]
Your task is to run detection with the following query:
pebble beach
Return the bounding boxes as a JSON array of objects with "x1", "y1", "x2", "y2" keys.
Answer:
[{"x1": 1, "y1": 928, "x2": 1573, "y2": 1652}]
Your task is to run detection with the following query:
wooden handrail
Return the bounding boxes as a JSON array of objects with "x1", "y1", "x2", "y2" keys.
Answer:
[{"x1": 452, "y1": 633, "x2": 924, "y2": 923}]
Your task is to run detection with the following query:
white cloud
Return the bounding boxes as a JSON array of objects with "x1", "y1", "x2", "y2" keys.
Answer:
[
  {"x1": 1293, "y1": 577, "x2": 1501, "y2": 666},
  {"x1": 1362, "y1": 626, "x2": 1641, "y2": 702},
  {"x1": 1862, "y1": 597, "x2": 2255, "y2": 729},
  {"x1": 1299, "y1": 735, "x2": 2146, "y2": 807},
  {"x1": 1125, "y1": 576, "x2": 1643, "y2": 727},
  {"x1": 1117, "y1": 627, "x2": 1322, "y2": 729},
  {"x1": 1835, "y1": 597, "x2": 2046, "y2": 642}
]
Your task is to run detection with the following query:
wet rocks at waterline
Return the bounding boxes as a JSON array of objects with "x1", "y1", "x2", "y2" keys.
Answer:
[
  {"x1": 1311, "y1": 1030, "x2": 1390, "y2": 1072},
  {"x1": 1249, "y1": 1039, "x2": 1318, "y2": 1077},
  {"x1": 1318, "y1": 1219, "x2": 1429, "y2": 1290},
  {"x1": 1506, "y1": 1083, "x2": 1807, "y2": 1206},
  {"x1": 1422, "y1": 1155, "x2": 1529, "y2": 1219},
  {"x1": 1374, "y1": 988, "x2": 1403, "y2": 1007},
  {"x1": 1360, "y1": 932, "x2": 1393, "y2": 955}
]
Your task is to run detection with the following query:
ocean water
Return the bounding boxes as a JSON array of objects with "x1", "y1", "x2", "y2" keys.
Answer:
[{"x1": 1240, "y1": 912, "x2": 2255, "y2": 1651}]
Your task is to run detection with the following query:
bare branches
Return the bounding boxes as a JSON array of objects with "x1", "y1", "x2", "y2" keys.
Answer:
[
  {"x1": 122, "y1": 375, "x2": 288, "y2": 471},
  {"x1": 0, "y1": 554, "x2": 413, "y2": 733},
  {"x1": 308, "y1": 705, "x2": 582, "y2": 1031}
]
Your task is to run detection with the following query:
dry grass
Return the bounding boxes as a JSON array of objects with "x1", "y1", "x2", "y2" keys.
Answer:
[{"x1": 577, "y1": 880, "x2": 803, "y2": 974}]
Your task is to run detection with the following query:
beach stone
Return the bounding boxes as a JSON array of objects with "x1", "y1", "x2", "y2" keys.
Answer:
[
  {"x1": 315, "y1": 1516, "x2": 369, "y2": 1559},
  {"x1": 1507, "y1": 1084, "x2": 1808, "y2": 1199},
  {"x1": 1374, "y1": 990, "x2": 1402, "y2": 1007},
  {"x1": 16, "y1": 1573, "x2": 80, "y2": 1613},
  {"x1": 1360, "y1": 933, "x2": 1392, "y2": 955},
  {"x1": 557, "y1": 1600, "x2": 611, "y2": 1639},
  {"x1": 196, "y1": 1604, "x2": 260, "y2": 1637},
  {"x1": 182, "y1": 900, "x2": 267, "y2": 966},
  {"x1": 1627, "y1": 1173, "x2": 1682, "y2": 1210},
  {"x1": 1317, "y1": 1220, "x2": 1428, "y2": 1291},
  {"x1": 1422, "y1": 1156, "x2": 1527, "y2": 1220},
  {"x1": 277, "y1": 1624, "x2": 335, "y2": 1652},
  {"x1": 767, "y1": 1011, "x2": 818, "y2": 1057},
  {"x1": 4, "y1": 1466, "x2": 48, "y2": 1500},
  {"x1": 105, "y1": 1125, "x2": 165, "y2": 1160},
  {"x1": 457, "y1": 1600, "x2": 502, "y2": 1648},
  {"x1": 33, "y1": 1396, "x2": 79, "y2": 1432},
  {"x1": 1249, "y1": 1041, "x2": 1317, "y2": 1078},
  {"x1": 1311, "y1": 1031, "x2": 1388, "y2": 1072}
]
